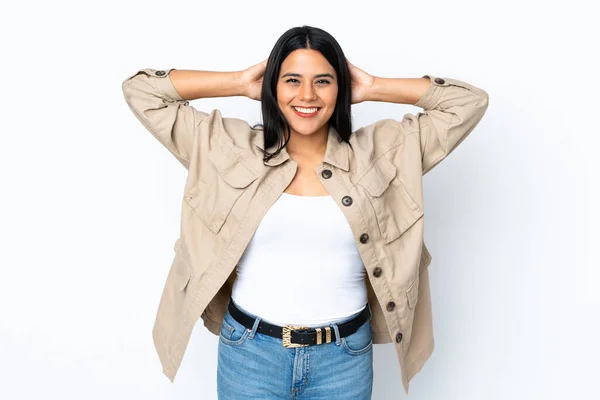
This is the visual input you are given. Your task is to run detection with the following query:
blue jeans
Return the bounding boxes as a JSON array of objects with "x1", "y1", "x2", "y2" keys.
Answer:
[{"x1": 217, "y1": 298, "x2": 374, "y2": 399}]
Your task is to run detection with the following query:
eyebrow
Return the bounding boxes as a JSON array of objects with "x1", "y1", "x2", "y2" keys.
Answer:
[{"x1": 281, "y1": 72, "x2": 336, "y2": 80}]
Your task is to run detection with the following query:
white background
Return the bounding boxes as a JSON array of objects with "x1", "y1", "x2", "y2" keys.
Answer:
[{"x1": 1, "y1": 0, "x2": 598, "y2": 399}]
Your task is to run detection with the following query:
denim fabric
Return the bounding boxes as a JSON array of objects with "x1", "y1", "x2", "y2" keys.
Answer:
[{"x1": 217, "y1": 298, "x2": 373, "y2": 399}]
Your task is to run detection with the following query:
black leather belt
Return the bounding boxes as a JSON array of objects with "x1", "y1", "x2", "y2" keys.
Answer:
[{"x1": 227, "y1": 300, "x2": 370, "y2": 348}]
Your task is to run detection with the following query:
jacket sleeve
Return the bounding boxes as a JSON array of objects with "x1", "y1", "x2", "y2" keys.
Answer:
[
  {"x1": 400, "y1": 75, "x2": 489, "y2": 176},
  {"x1": 121, "y1": 68, "x2": 207, "y2": 169}
]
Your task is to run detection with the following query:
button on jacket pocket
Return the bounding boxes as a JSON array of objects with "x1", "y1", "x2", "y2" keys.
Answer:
[{"x1": 358, "y1": 156, "x2": 424, "y2": 244}]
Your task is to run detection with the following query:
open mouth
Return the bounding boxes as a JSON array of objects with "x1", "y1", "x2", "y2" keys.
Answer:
[{"x1": 292, "y1": 106, "x2": 321, "y2": 118}]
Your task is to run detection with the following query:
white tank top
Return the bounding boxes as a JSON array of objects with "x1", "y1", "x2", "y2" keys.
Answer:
[{"x1": 231, "y1": 192, "x2": 368, "y2": 327}]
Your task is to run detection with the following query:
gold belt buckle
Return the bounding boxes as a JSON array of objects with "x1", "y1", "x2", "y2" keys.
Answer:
[{"x1": 282, "y1": 325, "x2": 332, "y2": 348}]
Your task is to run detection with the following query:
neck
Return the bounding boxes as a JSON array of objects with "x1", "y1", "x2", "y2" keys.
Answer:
[{"x1": 285, "y1": 124, "x2": 328, "y2": 160}]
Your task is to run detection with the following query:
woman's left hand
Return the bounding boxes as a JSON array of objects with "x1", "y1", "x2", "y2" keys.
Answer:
[{"x1": 347, "y1": 59, "x2": 375, "y2": 104}]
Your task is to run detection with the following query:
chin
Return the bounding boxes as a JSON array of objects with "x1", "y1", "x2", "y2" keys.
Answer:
[
  {"x1": 286, "y1": 118, "x2": 329, "y2": 136},
  {"x1": 291, "y1": 125, "x2": 321, "y2": 136}
]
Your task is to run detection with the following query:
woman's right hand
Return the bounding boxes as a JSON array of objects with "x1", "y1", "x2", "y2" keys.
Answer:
[{"x1": 241, "y1": 59, "x2": 267, "y2": 101}]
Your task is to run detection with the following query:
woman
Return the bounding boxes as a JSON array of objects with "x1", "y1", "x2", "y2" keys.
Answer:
[{"x1": 122, "y1": 25, "x2": 489, "y2": 399}]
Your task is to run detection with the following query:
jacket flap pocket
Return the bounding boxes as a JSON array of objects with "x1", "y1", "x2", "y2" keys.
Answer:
[
  {"x1": 172, "y1": 250, "x2": 191, "y2": 292},
  {"x1": 358, "y1": 157, "x2": 424, "y2": 244},
  {"x1": 393, "y1": 186, "x2": 424, "y2": 240},
  {"x1": 208, "y1": 139, "x2": 259, "y2": 189},
  {"x1": 406, "y1": 274, "x2": 419, "y2": 309},
  {"x1": 185, "y1": 140, "x2": 257, "y2": 234},
  {"x1": 358, "y1": 156, "x2": 397, "y2": 197},
  {"x1": 184, "y1": 178, "x2": 246, "y2": 235}
]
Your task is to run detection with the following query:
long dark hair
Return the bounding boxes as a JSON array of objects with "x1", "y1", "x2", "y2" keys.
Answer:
[{"x1": 253, "y1": 25, "x2": 353, "y2": 163}]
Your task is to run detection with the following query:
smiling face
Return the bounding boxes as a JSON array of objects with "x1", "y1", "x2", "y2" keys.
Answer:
[{"x1": 276, "y1": 49, "x2": 338, "y2": 138}]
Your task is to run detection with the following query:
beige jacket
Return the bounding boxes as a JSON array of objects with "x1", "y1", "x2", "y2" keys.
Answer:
[{"x1": 121, "y1": 68, "x2": 489, "y2": 394}]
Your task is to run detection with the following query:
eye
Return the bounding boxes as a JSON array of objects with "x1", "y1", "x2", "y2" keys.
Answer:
[{"x1": 284, "y1": 78, "x2": 330, "y2": 85}]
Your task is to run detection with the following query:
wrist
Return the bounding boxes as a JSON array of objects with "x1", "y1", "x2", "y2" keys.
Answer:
[
  {"x1": 233, "y1": 71, "x2": 248, "y2": 97},
  {"x1": 367, "y1": 76, "x2": 385, "y2": 102}
]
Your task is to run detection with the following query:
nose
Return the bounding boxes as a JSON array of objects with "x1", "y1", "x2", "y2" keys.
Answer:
[{"x1": 299, "y1": 82, "x2": 317, "y2": 101}]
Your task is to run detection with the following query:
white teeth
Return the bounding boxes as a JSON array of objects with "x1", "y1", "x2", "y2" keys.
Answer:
[{"x1": 293, "y1": 107, "x2": 319, "y2": 114}]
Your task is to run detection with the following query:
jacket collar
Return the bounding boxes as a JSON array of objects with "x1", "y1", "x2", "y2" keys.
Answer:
[{"x1": 252, "y1": 124, "x2": 350, "y2": 171}]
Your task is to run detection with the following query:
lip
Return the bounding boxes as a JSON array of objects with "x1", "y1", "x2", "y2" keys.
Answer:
[{"x1": 291, "y1": 106, "x2": 321, "y2": 118}]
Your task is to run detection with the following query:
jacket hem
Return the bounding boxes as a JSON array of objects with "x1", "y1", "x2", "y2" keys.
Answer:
[{"x1": 402, "y1": 338, "x2": 435, "y2": 394}]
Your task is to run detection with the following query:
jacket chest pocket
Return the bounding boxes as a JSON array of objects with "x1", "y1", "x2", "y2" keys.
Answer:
[
  {"x1": 184, "y1": 141, "x2": 259, "y2": 235},
  {"x1": 357, "y1": 156, "x2": 423, "y2": 244}
]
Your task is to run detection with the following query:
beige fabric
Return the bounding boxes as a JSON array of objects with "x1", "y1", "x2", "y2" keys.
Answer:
[{"x1": 121, "y1": 68, "x2": 489, "y2": 394}]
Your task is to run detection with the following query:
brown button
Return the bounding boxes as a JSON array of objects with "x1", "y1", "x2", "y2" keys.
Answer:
[
  {"x1": 434, "y1": 77, "x2": 445, "y2": 84},
  {"x1": 395, "y1": 332, "x2": 403, "y2": 343},
  {"x1": 359, "y1": 233, "x2": 369, "y2": 243},
  {"x1": 386, "y1": 302, "x2": 395, "y2": 312},
  {"x1": 372, "y1": 267, "x2": 382, "y2": 277},
  {"x1": 155, "y1": 70, "x2": 166, "y2": 76},
  {"x1": 341, "y1": 196, "x2": 353, "y2": 206},
  {"x1": 321, "y1": 169, "x2": 332, "y2": 179}
]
